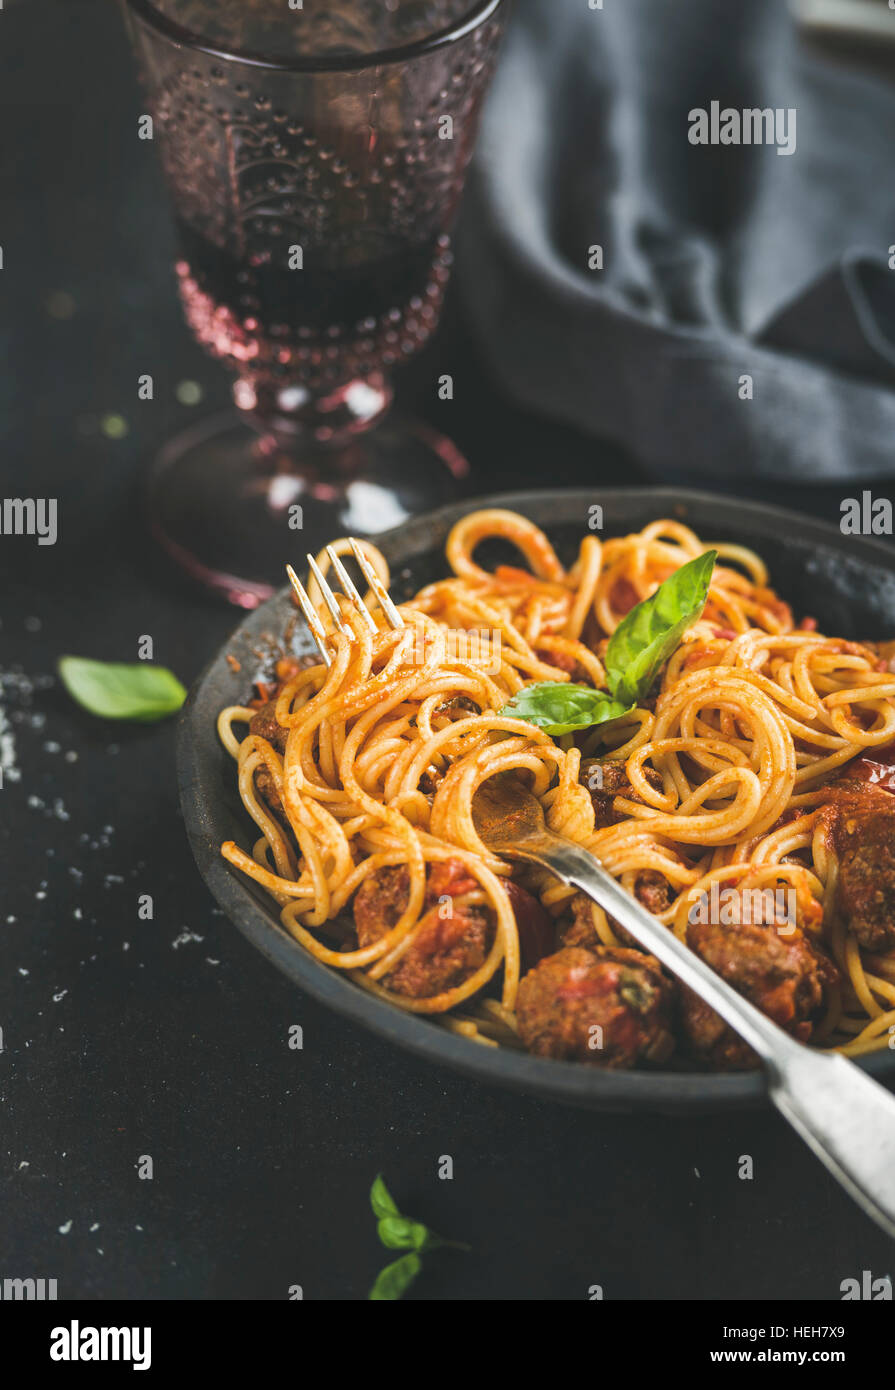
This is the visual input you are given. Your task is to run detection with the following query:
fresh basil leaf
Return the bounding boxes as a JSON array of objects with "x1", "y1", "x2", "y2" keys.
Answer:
[
  {"x1": 605, "y1": 550, "x2": 717, "y2": 707},
  {"x1": 408, "y1": 1223, "x2": 432, "y2": 1252},
  {"x1": 58, "y1": 657, "x2": 187, "y2": 723},
  {"x1": 369, "y1": 1252, "x2": 422, "y2": 1302},
  {"x1": 367, "y1": 1174, "x2": 468, "y2": 1297},
  {"x1": 377, "y1": 1216, "x2": 430, "y2": 1251},
  {"x1": 370, "y1": 1174, "x2": 400, "y2": 1221},
  {"x1": 420, "y1": 1234, "x2": 471, "y2": 1254},
  {"x1": 494, "y1": 553, "x2": 716, "y2": 737},
  {"x1": 498, "y1": 682, "x2": 632, "y2": 736}
]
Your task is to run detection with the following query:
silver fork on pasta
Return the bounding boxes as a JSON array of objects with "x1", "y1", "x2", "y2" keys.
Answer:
[{"x1": 286, "y1": 538, "x2": 403, "y2": 666}]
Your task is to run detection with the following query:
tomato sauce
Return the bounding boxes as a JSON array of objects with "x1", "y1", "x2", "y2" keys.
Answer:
[{"x1": 843, "y1": 740, "x2": 895, "y2": 794}]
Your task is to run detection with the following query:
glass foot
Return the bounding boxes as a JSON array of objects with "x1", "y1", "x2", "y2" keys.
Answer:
[{"x1": 146, "y1": 412, "x2": 469, "y2": 607}]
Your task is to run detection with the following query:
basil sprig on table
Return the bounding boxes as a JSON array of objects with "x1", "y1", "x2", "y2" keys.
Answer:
[
  {"x1": 58, "y1": 657, "x2": 187, "y2": 722},
  {"x1": 499, "y1": 549, "x2": 717, "y2": 736},
  {"x1": 368, "y1": 1175, "x2": 469, "y2": 1300}
]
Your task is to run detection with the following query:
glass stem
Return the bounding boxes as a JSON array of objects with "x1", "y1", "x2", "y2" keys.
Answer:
[{"x1": 233, "y1": 372, "x2": 394, "y2": 451}]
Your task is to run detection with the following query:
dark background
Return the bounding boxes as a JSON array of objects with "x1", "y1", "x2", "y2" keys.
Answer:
[{"x1": 1, "y1": 0, "x2": 893, "y2": 1300}]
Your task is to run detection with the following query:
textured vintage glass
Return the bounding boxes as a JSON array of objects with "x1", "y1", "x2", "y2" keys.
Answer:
[{"x1": 122, "y1": 0, "x2": 507, "y2": 605}]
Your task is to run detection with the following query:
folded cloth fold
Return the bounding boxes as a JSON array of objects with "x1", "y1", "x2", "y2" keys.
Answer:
[{"x1": 457, "y1": 0, "x2": 895, "y2": 480}]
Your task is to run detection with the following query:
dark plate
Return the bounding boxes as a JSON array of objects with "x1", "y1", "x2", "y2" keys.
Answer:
[{"x1": 177, "y1": 488, "x2": 895, "y2": 1113}]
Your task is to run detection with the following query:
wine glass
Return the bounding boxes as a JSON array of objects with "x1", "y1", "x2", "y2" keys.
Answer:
[{"x1": 121, "y1": 0, "x2": 507, "y2": 606}]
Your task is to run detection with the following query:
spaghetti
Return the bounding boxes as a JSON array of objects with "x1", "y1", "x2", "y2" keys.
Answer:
[{"x1": 218, "y1": 509, "x2": 895, "y2": 1067}]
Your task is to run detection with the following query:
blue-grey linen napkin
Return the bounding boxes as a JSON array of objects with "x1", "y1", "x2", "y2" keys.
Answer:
[{"x1": 457, "y1": 0, "x2": 895, "y2": 481}]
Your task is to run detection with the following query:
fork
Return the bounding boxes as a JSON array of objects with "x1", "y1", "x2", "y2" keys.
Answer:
[
  {"x1": 286, "y1": 544, "x2": 895, "y2": 1239},
  {"x1": 286, "y1": 537, "x2": 404, "y2": 665},
  {"x1": 472, "y1": 774, "x2": 895, "y2": 1240}
]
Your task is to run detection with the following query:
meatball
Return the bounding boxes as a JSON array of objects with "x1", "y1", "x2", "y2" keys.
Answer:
[
  {"x1": 353, "y1": 862, "x2": 493, "y2": 999},
  {"x1": 580, "y1": 759, "x2": 662, "y2": 830},
  {"x1": 560, "y1": 872, "x2": 672, "y2": 951},
  {"x1": 244, "y1": 655, "x2": 317, "y2": 822},
  {"x1": 247, "y1": 652, "x2": 318, "y2": 750},
  {"x1": 831, "y1": 790, "x2": 895, "y2": 952},
  {"x1": 516, "y1": 946, "x2": 675, "y2": 1067},
  {"x1": 426, "y1": 860, "x2": 478, "y2": 901},
  {"x1": 354, "y1": 864, "x2": 410, "y2": 941},
  {"x1": 559, "y1": 893, "x2": 602, "y2": 950},
  {"x1": 248, "y1": 699, "x2": 288, "y2": 818},
  {"x1": 636, "y1": 871, "x2": 673, "y2": 917},
  {"x1": 253, "y1": 764, "x2": 284, "y2": 820},
  {"x1": 679, "y1": 921, "x2": 837, "y2": 1071},
  {"x1": 249, "y1": 698, "x2": 287, "y2": 753}
]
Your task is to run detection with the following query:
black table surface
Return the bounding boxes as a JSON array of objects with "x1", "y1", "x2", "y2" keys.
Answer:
[{"x1": 2, "y1": 0, "x2": 893, "y2": 1301}]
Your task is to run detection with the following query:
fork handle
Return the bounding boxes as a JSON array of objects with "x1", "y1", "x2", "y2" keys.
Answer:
[{"x1": 527, "y1": 838, "x2": 895, "y2": 1238}]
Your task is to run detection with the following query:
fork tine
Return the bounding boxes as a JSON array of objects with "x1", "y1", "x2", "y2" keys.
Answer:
[
  {"x1": 286, "y1": 564, "x2": 332, "y2": 667},
  {"x1": 325, "y1": 545, "x2": 376, "y2": 633},
  {"x1": 348, "y1": 538, "x2": 404, "y2": 630},
  {"x1": 306, "y1": 553, "x2": 349, "y2": 640}
]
